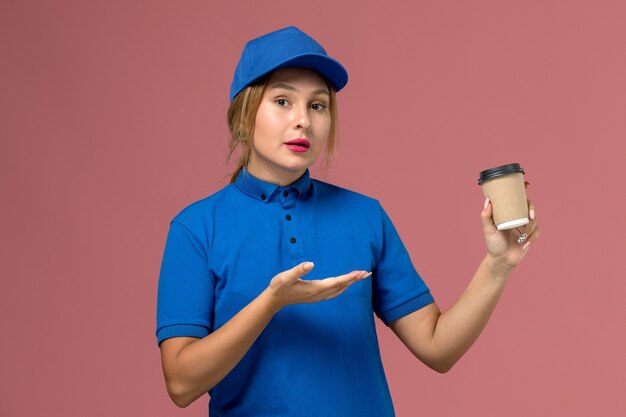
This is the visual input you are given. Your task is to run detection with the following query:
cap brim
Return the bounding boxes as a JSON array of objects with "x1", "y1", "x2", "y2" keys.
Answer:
[
  {"x1": 271, "y1": 53, "x2": 348, "y2": 92},
  {"x1": 233, "y1": 53, "x2": 348, "y2": 100}
]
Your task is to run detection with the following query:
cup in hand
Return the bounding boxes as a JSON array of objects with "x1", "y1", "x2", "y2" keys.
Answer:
[{"x1": 478, "y1": 163, "x2": 529, "y2": 230}]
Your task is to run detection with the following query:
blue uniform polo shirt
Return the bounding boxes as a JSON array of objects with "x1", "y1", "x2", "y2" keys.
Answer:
[{"x1": 156, "y1": 168, "x2": 434, "y2": 417}]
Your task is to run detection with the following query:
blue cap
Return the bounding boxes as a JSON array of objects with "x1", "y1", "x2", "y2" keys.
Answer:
[{"x1": 229, "y1": 26, "x2": 348, "y2": 102}]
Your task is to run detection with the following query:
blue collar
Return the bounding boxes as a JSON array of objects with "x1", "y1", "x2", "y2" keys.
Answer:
[{"x1": 234, "y1": 168, "x2": 312, "y2": 203}]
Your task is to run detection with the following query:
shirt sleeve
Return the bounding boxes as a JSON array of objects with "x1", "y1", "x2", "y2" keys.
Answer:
[
  {"x1": 372, "y1": 202, "x2": 434, "y2": 326},
  {"x1": 156, "y1": 221, "x2": 214, "y2": 346}
]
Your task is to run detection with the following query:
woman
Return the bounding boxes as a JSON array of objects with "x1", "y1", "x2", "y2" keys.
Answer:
[{"x1": 156, "y1": 26, "x2": 539, "y2": 416}]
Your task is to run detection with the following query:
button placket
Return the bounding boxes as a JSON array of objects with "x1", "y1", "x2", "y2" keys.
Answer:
[{"x1": 281, "y1": 187, "x2": 303, "y2": 259}]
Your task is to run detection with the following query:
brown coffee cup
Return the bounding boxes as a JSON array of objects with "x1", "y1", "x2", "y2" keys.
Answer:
[{"x1": 478, "y1": 163, "x2": 529, "y2": 230}]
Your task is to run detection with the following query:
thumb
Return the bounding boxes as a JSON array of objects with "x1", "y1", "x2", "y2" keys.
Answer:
[
  {"x1": 481, "y1": 198, "x2": 497, "y2": 233},
  {"x1": 287, "y1": 261, "x2": 315, "y2": 280}
]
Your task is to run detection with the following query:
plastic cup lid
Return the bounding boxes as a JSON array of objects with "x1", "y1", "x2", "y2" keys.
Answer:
[{"x1": 478, "y1": 163, "x2": 525, "y2": 185}]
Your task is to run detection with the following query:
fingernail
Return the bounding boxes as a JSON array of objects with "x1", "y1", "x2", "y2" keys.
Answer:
[
  {"x1": 303, "y1": 262, "x2": 314, "y2": 270},
  {"x1": 361, "y1": 272, "x2": 372, "y2": 279},
  {"x1": 530, "y1": 209, "x2": 535, "y2": 220},
  {"x1": 522, "y1": 241, "x2": 531, "y2": 250},
  {"x1": 483, "y1": 198, "x2": 490, "y2": 210}
]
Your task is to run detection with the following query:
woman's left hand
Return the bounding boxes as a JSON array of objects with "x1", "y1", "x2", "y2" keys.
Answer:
[{"x1": 480, "y1": 183, "x2": 540, "y2": 269}]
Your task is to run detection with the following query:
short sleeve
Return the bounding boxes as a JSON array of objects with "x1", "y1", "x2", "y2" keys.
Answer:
[
  {"x1": 156, "y1": 221, "x2": 214, "y2": 346},
  {"x1": 372, "y1": 203, "x2": 434, "y2": 326}
]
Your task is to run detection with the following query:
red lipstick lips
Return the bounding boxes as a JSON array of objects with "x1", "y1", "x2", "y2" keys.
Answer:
[
  {"x1": 285, "y1": 139, "x2": 310, "y2": 153},
  {"x1": 285, "y1": 139, "x2": 310, "y2": 147}
]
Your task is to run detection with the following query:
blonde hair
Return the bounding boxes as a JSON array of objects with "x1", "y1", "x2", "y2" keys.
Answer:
[{"x1": 226, "y1": 73, "x2": 338, "y2": 183}]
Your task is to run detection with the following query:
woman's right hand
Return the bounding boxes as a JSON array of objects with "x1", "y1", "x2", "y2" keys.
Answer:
[{"x1": 264, "y1": 262, "x2": 371, "y2": 311}]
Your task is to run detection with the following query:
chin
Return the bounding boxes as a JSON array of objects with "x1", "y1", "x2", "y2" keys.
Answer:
[
  {"x1": 279, "y1": 165, "x2": 309, "y2": 175},
  {"x1": 281, "y1": 158, "x2": 315, "y2": 172}
]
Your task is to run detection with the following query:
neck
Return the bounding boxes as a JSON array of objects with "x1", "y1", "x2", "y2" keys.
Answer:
[{"x1": 245, "y1": 164, "x2": 306, "y2": 187}]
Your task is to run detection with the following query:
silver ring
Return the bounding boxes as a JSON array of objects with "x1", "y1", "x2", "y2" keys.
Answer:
[{"x1": 514, "y1": 228, "x2": 528, "y2": 244}]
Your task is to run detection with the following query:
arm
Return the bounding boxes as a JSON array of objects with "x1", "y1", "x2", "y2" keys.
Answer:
[
  {"x1": 390, "y1": 197, "x2": 540, "y2": 373},
  {"x1": 160, "y1": 287, "x2": 280, "y2": 408},
  {"x1": 160, "y1": 263, "x2": 369, "y2": 407}
]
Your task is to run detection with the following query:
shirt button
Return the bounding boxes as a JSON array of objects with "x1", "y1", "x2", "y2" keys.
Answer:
[
  {"x1": 290, "y1": 237, "x2": 296, "y2": 244},
  {"x1": 285, "y1": 214, "x2": 292, "y2": 221},
  {"x1": 283, "y1": 191, "x2": 288, "y2": 197},
  {"x1": 260, "y1": 194, "x2": 266, "y2": 200}
]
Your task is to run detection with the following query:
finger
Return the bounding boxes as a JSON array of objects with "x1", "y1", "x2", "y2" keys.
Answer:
[
  {"x1": 528, "y1": 200, "x2": 536, "y2": 221},
  {"x1": 334, "y1": 270, "x2": 370, "y2": 285},
  {"x1": 284, "y1": 261, "x2": 315, "y2": 281},
  {"x1": 481, "y1": 198, "x2": 497, "y2": 234},
  {"x1": 523, "y1": 199, "x2": 537, "y2": 235},
  {"x1": 315, "y1": 271, "x2": 369, "y2": 294},
  {"x1": 523, "y1": 224, "x2": 540, "y2": 247},
  {"x1": 319, "y1": 272, "x2": 370, "y2": 299}
]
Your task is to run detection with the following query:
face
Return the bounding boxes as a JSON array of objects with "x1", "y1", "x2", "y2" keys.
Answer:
[{"x1": 248, "y1": 67, "x2": 331, "y2": 185}]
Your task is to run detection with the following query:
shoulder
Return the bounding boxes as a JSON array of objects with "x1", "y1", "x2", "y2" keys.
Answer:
[
  {"x1": 311, "y1": 178, "x2": 382, "y2": 210},
  {"x1": 170, "y1": 183, "x2": 238, "y2": 229}
]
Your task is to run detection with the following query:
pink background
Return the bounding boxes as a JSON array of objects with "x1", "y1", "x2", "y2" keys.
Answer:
[{"x1": 2, "y1": 1, "x2": 625, "y2": 416}]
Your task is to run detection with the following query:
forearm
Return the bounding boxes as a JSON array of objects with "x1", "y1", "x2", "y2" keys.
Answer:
[
  {"x1": 428, "y1": 254, "x2": 513, "y2": 371},
  {"x1": 166, "y1": 288, "x2": 281, "y2": 407},
  {"x1": 397, "y1": 197, "x2": 538, "y2": 372},
  {"x1": 164, "y1": 261, "x2": 364, "y2": 407}
]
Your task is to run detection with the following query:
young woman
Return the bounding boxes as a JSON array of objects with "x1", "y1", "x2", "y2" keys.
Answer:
[{"x1": 156, "y1": 26, "x2": 539, "y2": 416}]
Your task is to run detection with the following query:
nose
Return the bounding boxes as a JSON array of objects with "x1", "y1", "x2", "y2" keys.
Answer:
[{"x1": 294, "y1": 103, "x2": 310, "y2": 130}]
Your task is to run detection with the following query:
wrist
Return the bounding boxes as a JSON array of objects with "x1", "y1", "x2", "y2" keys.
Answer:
[
  {"x1": 259, "y1": 288, "x2": 284, "y2": 315},
  {"x1": 484, "y1": 253, "x2": 516, "y2": 282}
]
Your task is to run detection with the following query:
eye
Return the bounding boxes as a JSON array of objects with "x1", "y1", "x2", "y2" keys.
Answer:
[
  {"x1": 275, "y1": 98, "x2": 289, "y2": 107},
  {"x1": 310, "y1": 102, "x2": 327, "y2": 111}
]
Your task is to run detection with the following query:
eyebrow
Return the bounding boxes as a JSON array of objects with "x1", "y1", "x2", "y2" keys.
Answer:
[{"x1": 269, "y1": 82, "x2": 330, "y2": 96}]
